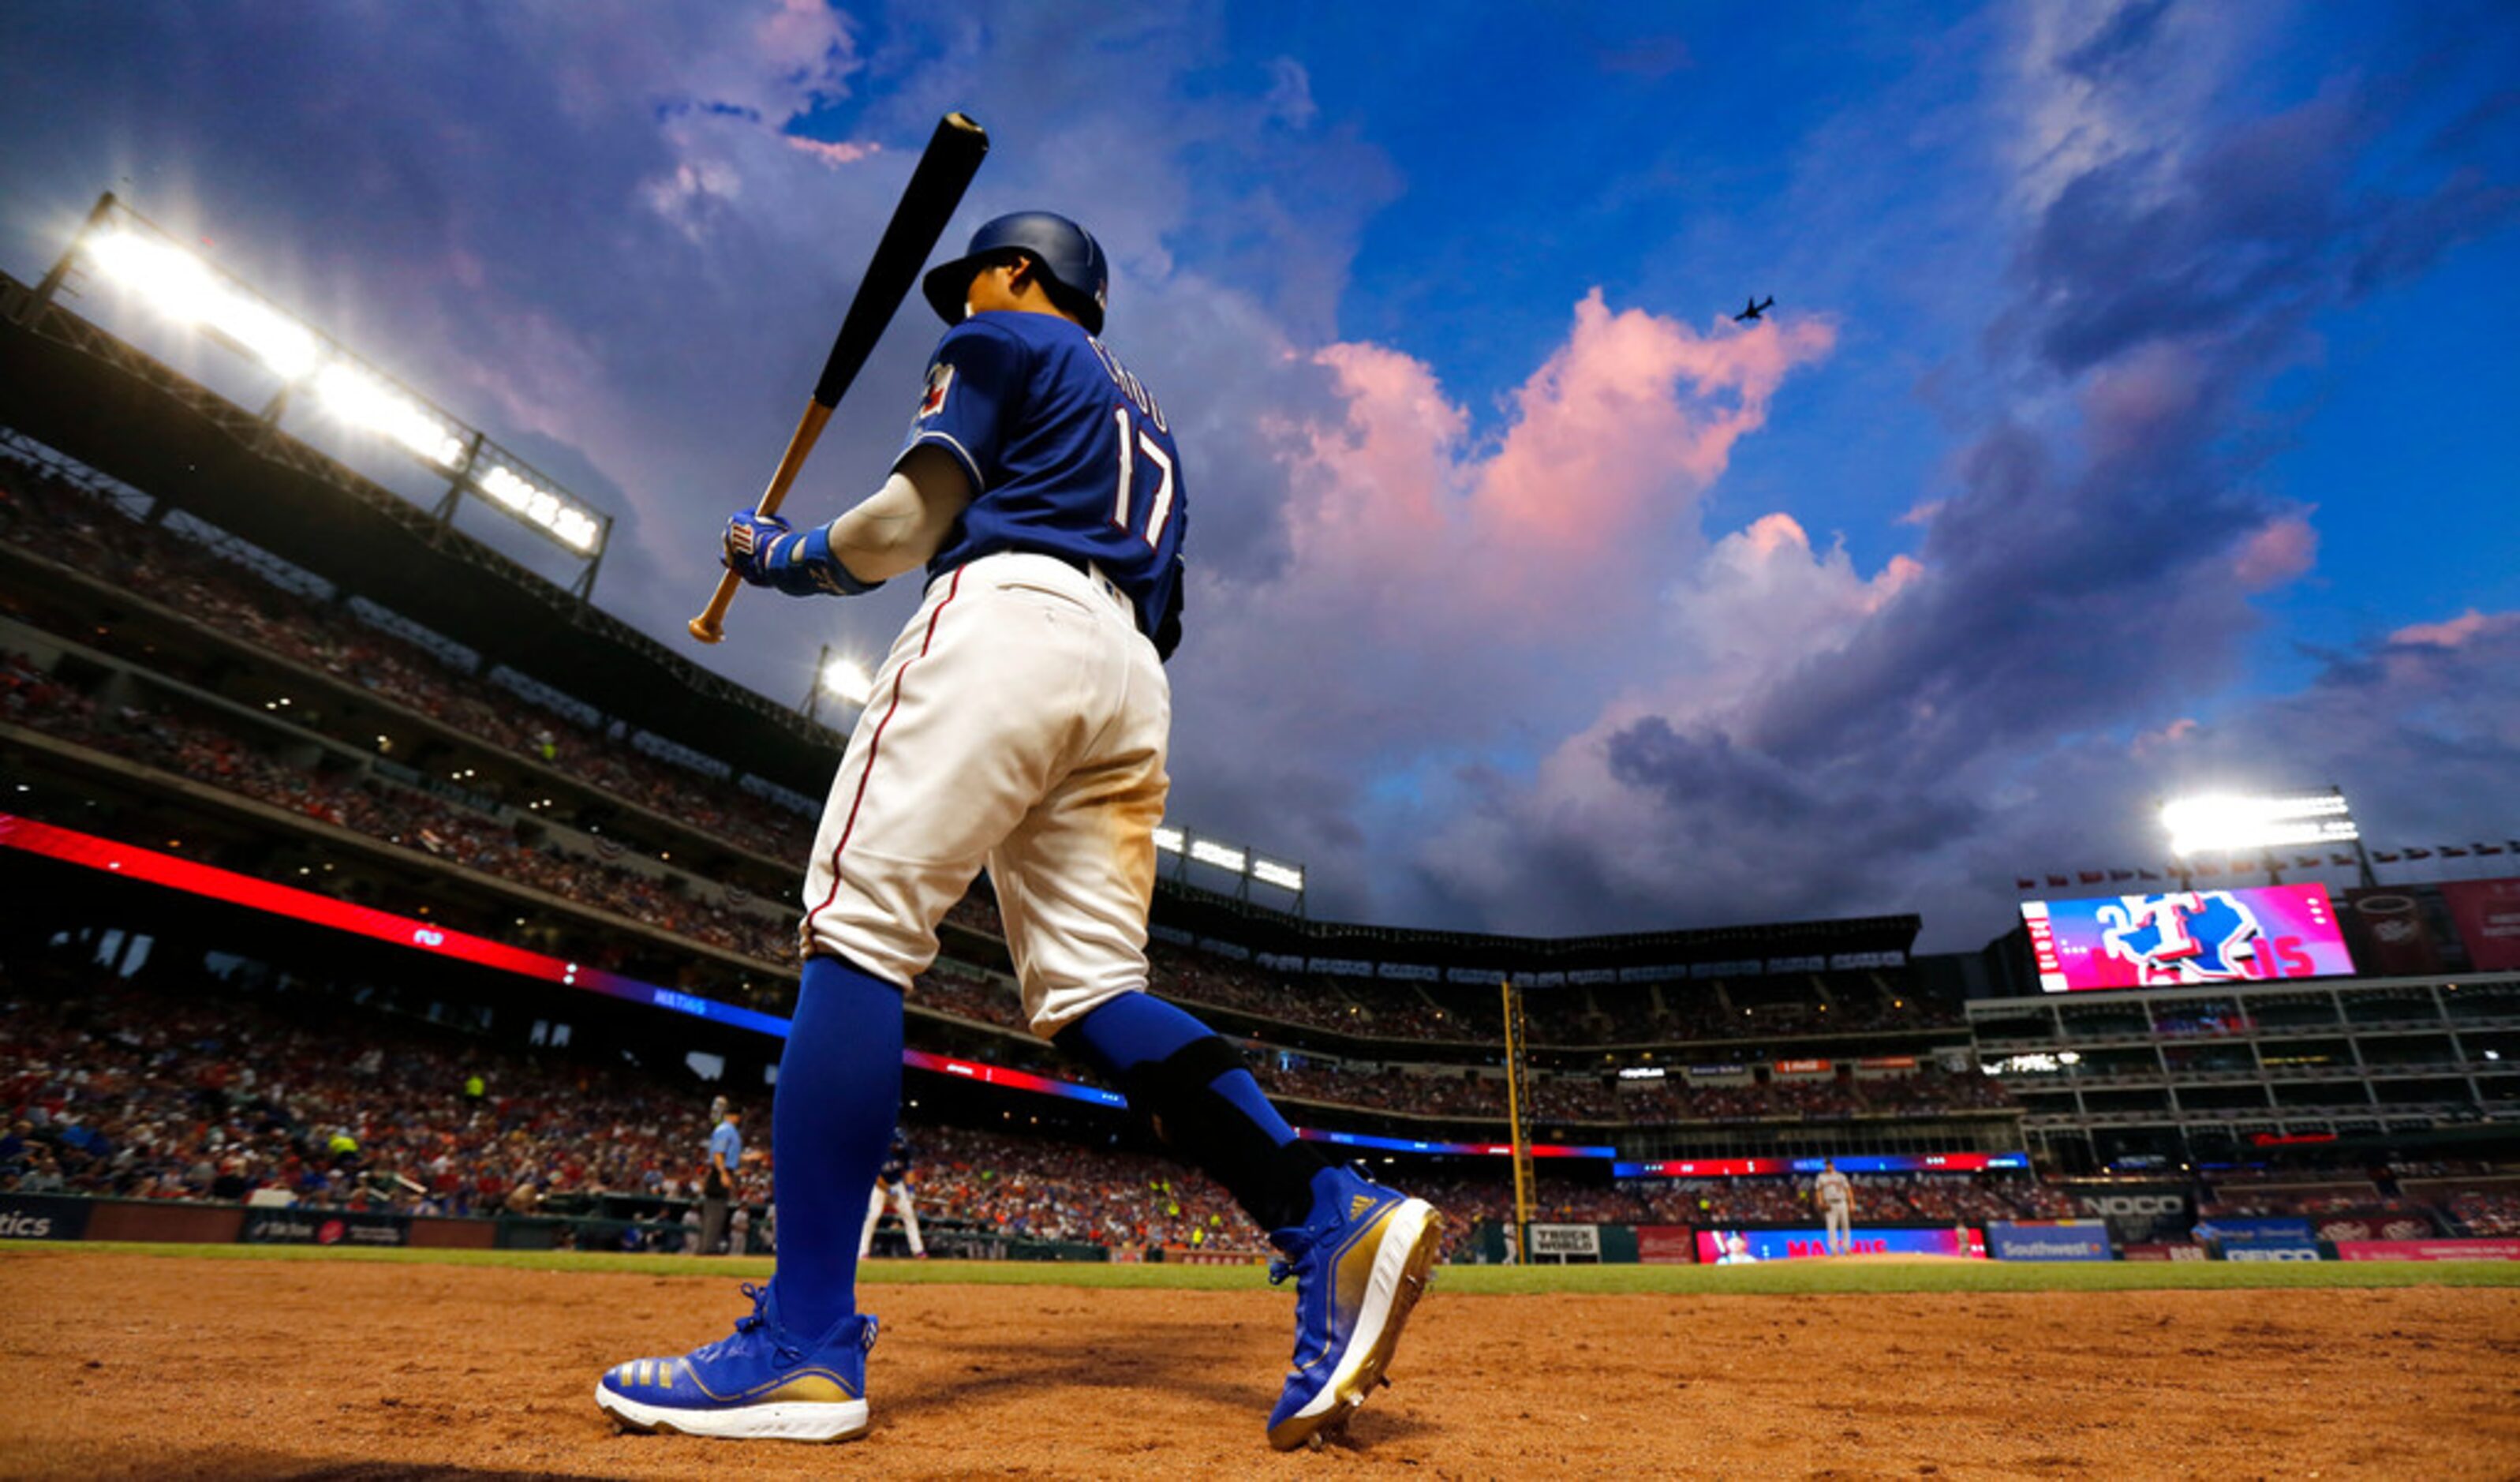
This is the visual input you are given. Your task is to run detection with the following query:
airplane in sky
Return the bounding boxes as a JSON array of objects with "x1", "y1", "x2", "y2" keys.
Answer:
[{"x1": 1734, "y1": 294, "x2": 1775, "y2": 323}]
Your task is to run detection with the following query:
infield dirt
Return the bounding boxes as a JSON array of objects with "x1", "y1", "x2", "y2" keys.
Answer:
[{"x1": 5, "y1": 1251, "x2": 2518, "y2": 1479}]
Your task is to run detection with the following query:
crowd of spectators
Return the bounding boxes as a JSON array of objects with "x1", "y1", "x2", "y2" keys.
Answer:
[
  {"x1": 2444, "y1": 1188, "x2": 2520, "y2": 1236},
  {"x1": 16, "y1": 952, "x2": 2518, "y2": 1256},
  {"x1": 0, "y1": 457, "x2": 821, "y2": 866},
  {"x1": 1, "y1": 964, "x2": 714, "y2": 1216},
  {"x1": 2197, "y1": 1181, "x2": 2420, "y2": 1218},
  {"x1": 5, "y1": 672, "x2": 792, "y2": 967}
]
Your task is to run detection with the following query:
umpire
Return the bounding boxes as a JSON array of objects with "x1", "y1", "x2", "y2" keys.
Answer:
[{"x1": 700, "y1": 1106, "x2": 742, "y2": 1256}]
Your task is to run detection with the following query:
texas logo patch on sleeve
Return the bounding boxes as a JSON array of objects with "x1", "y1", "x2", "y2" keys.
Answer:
[{"x1": 917, "y1": 361, "x2": 954, "y2": 419}]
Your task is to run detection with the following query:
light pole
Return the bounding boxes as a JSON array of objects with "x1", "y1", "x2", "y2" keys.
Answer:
[{"x1": 805, "y1": 645, "x2": 872, "y2": 723}]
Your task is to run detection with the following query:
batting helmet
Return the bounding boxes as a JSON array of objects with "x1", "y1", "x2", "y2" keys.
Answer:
[{"x1": 922, "y1": 211, "x2": 1109, "y2": 335}]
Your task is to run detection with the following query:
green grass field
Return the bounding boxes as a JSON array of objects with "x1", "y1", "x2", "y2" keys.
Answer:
[{"x1": 9, "y1": 1239, "x2": 2519, "y2": 1295}]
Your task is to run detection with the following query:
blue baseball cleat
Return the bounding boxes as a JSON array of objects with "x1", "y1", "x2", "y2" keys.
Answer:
[
  {"x1": 595, "y1": 1283, "x2": 877, "y2": 1443},
  {"x1": 1266, "y1": 1166, "x2": 1443, "y2": 1450}
]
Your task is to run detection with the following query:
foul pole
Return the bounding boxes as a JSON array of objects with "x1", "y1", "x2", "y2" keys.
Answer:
[{"x1": 1501, "y1": 977, "x2": 1534, "y2": 1260}]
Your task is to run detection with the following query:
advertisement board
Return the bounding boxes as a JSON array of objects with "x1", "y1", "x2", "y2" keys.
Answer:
[
  {"x1": 2333, "y1": 1238, "x2": 2520, "y2": 1262},
  {"x1": 0, "y1": 1193, "x2": 91, "y2": 1242},
  {"x1": 239, "y1": 1208, "x2": 412, "y2": 1248},
  {"x1": 1636, "y1": 1226, "x2": 1699, "y2": 1264},
  {"x1": 1695, "y1": 1227, "x2": 1984, "y2": 1263},
  {"x1": 1985, "y1": 1220, "x2": 2114, "y2": 1262},
  {"x1": 2341, "y1": 888, "x2": 2451, "y2": 976},
  {"x1": 2309, "y1": 1211, "x2": 2439, "y2": 1244},
  {"x1": 1527, "y1": 1224, "x2": 1602, "y2": 1259},
  {"x1": 2122, "y1": 1242, "x2": 2210, "y2": 1262},
  {"x1": 2193, "y1": 1215, "x2": 2314, "y2": 1247},
  {"x1": 2221, "y1": 1244, "x2": 2323, "y2": 1262},
  {"x1": 2021, "y1": 885, "x2": 2353, "y2": 991},
  {"x1": 2440, "y1": 878, "x2": 2520, "y2": 971}
]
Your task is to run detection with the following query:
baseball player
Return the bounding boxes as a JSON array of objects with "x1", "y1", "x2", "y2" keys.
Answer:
[
  {"x1": 1815, "y1": 1158, "x2": 1854, "y2": 1256},
  {"x1": 596, "y1": 212, "x2": 1441, "y2": 1450},
  {"x1": 700, "y1": 1106, "x2": 742, "y2": 1256},
  {"x1": 857, "y1": 1131, "x2": 925, "y2": 1259}
]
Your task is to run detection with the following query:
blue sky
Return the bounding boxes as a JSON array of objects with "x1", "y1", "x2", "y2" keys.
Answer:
[{"x1": 2, "y1": 1, "x2": 2514, "y2": 950}]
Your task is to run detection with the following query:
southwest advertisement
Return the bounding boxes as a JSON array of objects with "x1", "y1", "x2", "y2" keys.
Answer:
[
  {"x1": 1985, "y1": 1219, "x2": 2114, "y2": 1262},
  {"x1": 2021, "y1": 884, "x2": 2354, "y2": 992},
  {"x1": 1696, "y1": 1227, "x2": 1986, "y2": 1263}
]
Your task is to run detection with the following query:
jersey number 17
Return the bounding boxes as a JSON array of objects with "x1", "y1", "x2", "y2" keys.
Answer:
[{"x1": 1110, "y1": 406, "x2": 1176, "y2": 549}]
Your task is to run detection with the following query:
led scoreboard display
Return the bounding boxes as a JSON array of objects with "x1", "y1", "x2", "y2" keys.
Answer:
[{"x1": 2021, "y1": 883, "x2": 2354, "y2": 992}]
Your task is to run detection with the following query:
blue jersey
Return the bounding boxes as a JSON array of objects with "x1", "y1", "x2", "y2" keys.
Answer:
[{"x1": 899, "y1": 310, "x2": 1187, "y2": 645}]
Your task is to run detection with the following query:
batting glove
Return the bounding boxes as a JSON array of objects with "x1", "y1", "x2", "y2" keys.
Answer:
[{"x1": 723, "y1": 509, "x2": 882, "y2": 597}]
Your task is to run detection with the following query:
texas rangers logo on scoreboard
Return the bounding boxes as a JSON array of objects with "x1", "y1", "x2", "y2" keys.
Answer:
[
  {"x1": 2099, "y1": 891, "x2": 2264, "y2": 982},
  {"x1": 2021, "y1": 883, "x2": 2354, "y2": 991}
]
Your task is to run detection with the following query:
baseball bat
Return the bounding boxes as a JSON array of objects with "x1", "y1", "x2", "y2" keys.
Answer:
[{"x1": 688, "y1": 110, "x2": 990, "y2": 645}]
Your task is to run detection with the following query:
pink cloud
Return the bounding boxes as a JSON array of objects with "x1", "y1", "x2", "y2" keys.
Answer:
[
  {"x1": 1473, "y1": 293, "x2": 1834, "y2": 565},
  {"x1": 784, "y1": 137, "x2": 881, "y2": 168},
  {"x1": 2231, "y1": 512, "x2": 2317, "y2": 589},
  {"x1": 2390, "y1": 608, "x2": 2520, "y2": 649},
  {"x1": 1263, "y1": 292, "x2": 1835, "y2": 635}
]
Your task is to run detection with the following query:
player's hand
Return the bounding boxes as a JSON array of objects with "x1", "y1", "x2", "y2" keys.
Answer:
[
  {"x1": 723, "y1": 509, "x2": 791, "y2": 585},
  {"x1": 723, "y1": 508, "x2": 882, "y2": 598}
]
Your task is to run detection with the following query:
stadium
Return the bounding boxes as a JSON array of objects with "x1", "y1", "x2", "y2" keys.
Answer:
[
  {"x1": 6, "y1": 215, "x2": 2519, "y2": 1475},
  {"x1": 7, "y1": 12, "x2": 2520, "y2": 1477}
]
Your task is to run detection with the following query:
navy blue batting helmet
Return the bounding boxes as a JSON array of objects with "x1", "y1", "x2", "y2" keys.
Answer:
[{"x1": 922, "y1": 211, "x2": 1109, "y2": 335}]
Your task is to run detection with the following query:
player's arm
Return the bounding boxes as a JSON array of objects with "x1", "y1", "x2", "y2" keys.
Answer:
[{"x1": 723, "y1": 447, "x2": 972, "y2": 596}]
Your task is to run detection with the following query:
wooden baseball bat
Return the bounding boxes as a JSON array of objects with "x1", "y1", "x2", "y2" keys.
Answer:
[{"x1": 689, "y1": 111, "x2": 990, "y2": 645}]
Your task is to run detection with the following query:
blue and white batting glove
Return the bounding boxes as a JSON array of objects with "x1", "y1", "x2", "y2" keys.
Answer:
[{"x1": 723, "y1": 509, "x2": 882, "y2": 597}]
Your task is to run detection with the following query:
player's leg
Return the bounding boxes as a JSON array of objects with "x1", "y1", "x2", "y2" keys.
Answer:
[
  {"x1": 596, "y1": 952, "x2": 894, "y2": 1441},
  {"x1": 988, "y1": 586, "x2": 1440, "y2": 1450},
  {"x1": 599, "y1": 571, "x2": 1041, "y2": 1441},
  {"x1": 893, "y1": 1184, "x2": 925, "y2": 1256},
  {"x1": 858, "y1": 1179, "x2": 886, "y2": 1259}
]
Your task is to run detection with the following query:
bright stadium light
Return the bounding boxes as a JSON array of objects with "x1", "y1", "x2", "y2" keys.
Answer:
[
  {"x1": 312, "y1": 362, "x2": 466, "y2": 468},
  {"x1": 819, "y1": 656, "x2": 872, "y2": 708},
  {"x1": 1251, "y1": 857, "x2": 1304, "y2": 892},
  {"x1": 1189, "y1": 839, "x2": 1248, "y2": 874},
  {"x1": 477, "y1": 462, "x2": 602, "y2": 552},
  {"x1": 86, "y1": 227, "x2": 321, "y2": 380},
  {"x1": 47, "y1": 193, "x2": 617, "y2": 572},
  {"x1": 2162, "y1": 791, "x2": 2359, "y2": 856},
  {"x1": 1152, "y1": 826, "x2": 1184, "y2": 854}
]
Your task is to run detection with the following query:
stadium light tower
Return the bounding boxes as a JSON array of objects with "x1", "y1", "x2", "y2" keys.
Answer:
[
  {"x1": 804, "y1": 645, "x2": 872, "y2": 721},
  {"x1": 32, "y1": 191, "x2": 615, "y2": 589},
  {"x1": 2160, "y1": 786, "x2": 2374, "y2": 888}
]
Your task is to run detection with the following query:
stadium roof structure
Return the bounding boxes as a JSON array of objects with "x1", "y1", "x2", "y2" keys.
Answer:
[
  {"x1": 0, "y1": 270, "x2": 840, "y2": 797},
  {"x1": 1152, "y1": 875, "x2": 1920, "y2": 982}
]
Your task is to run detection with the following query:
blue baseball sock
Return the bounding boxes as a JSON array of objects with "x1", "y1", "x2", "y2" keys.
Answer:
[
  {"x1": 770, "y1": 953, "x2": 903, "y2": 1337},
  {"x1": 1056, "y1": 990, "x2": 1329, "y2": 1233}
]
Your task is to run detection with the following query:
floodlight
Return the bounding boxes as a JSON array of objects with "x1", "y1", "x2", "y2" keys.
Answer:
[
  {"x1": 313, "y1": 362, "x2": 465, "y2": 468},
  {"x1": 87, "y1": 227, "x2": 321, "y2": 380},
  {"x1": 1152, "y1": 826, "x2": 1183, "y2": 854},
  {"x1": 477, "y1": 463, "x2": 600, "y2": 552},
  {"x1": 1189, "y1": 839, "x2": 1247, "y2": 873},
  {"x1": 819, "y1": 657, "x2": 872, "y2": 707},
  {"x1": 1251, "y1": 857, "x2": 1304, "y2": 891},
  {"x1": 2162, "y1": 791, "x2": 2358, "y2": 855}
]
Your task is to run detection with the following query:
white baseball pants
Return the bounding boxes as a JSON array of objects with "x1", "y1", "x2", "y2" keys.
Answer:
[
  {"x1": 799, "y1": 552, "x2": 1171, "y2": 1038},
  {"x1": 858, "y1": 1179, "x2": 923, "y2": 1257},
  {"x1": 1824, "y1": 1203, "x2": 1851, "y2": 1252}
]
